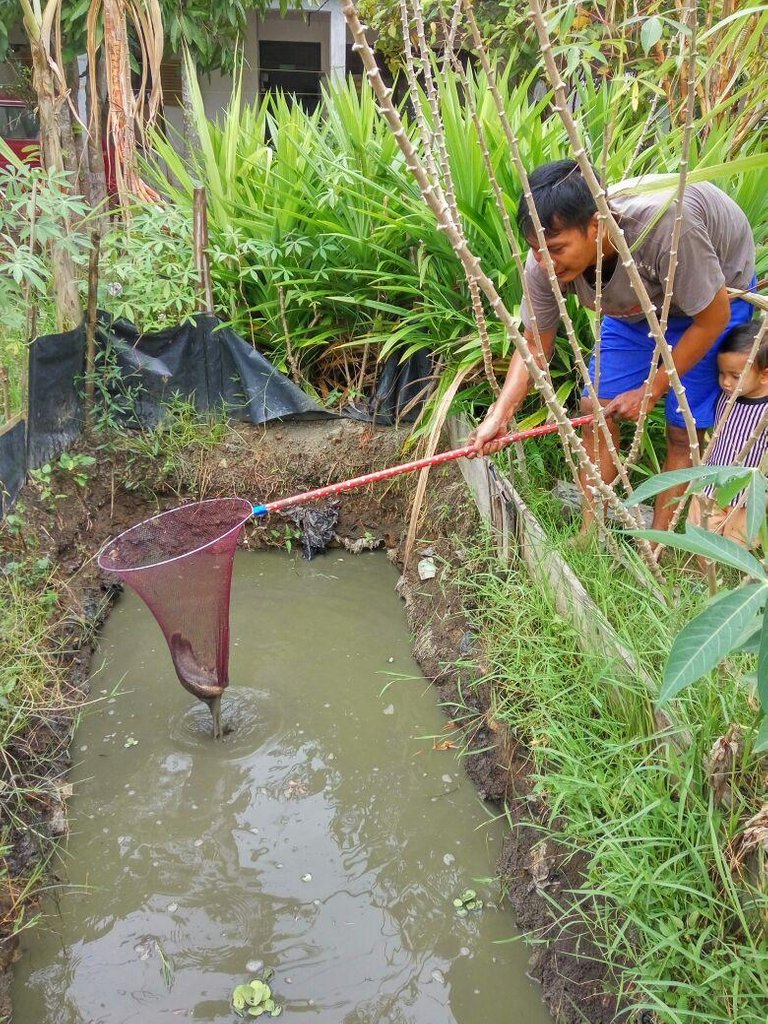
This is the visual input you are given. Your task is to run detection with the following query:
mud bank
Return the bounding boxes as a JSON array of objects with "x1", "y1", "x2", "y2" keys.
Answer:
[{"x1": 1, "y1": 418, "x2": 624, "y2": 1024}]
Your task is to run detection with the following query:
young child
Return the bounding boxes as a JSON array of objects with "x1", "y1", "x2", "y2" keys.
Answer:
[{"x1": 688, "y1": 319, "x2": 768, "y2": 546}]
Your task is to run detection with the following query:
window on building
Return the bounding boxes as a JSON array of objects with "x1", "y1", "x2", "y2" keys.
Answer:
[
  {"x1": 0, "y1": 102, "x2": 38, "y2": 140},
  {"x1": 259, "y1": 41, "x2": 322, "y2": 112},
  {"x1": 160, "y1": 59, "x2": 183, "y2": 107}
]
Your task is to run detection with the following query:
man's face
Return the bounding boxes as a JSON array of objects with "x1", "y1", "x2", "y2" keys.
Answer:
[{"x1": 527, "y1": 215, "x2": 599, "y2": 283}]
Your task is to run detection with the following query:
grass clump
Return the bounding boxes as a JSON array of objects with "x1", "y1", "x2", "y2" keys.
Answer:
[
  {"x1": 456, "y1": 532, "x2": 768, "y2": 1023},
  {"x1": 0, "y1": 547, "x2": 71, "y2": 940},
  {"x1": 102, "y1": 395, "x2": 230, "y2": 499}
]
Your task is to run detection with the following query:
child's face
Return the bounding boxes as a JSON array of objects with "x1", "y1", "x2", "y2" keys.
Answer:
[{"x1": 718, "y1": 351, "x2": 768, "y2": 399}]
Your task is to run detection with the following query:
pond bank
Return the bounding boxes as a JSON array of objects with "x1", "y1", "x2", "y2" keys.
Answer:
[{"x1": 2, "y1": 417, "x2": 624, "y2": 1024}]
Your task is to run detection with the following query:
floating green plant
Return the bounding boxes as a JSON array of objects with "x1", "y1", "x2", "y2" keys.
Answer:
[
  {"x1": 453, "y1": 888, "x2": 484, "y2": 916},
  {"x1": 231, "y1": 971, "x2": 283, "y2": 1018}
]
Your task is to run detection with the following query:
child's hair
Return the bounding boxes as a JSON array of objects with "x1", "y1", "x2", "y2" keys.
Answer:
[{"x1": 719, "y1": 319, "x2": 768, "y2": 371}]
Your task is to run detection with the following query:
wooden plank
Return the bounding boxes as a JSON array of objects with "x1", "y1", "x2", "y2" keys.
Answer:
[
  {"x1": 447, "y1": 417, "x2": 682, "y2": 739},
  {"x1": 0, "y1": 413, "x2": 24, "y2": 438}
]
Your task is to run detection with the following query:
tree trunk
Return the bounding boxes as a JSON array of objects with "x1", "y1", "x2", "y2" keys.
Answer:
[
  {"x1": 29, "y1": 36, "x2": 81, "y2": 331},
  {"x1": 65, "y1": 59, "x2": 90, "y2": 200},
  {"x1": 85, "y1": 53, "x2": 109, "y2": 231},
  {"x1": 58, "y1": 69, "x2": 77, "y2": 181},
  {"x1": 179, "y1": 52, "x2": 198, "y2": 157},
  {"x1": 102, "y1": 0, "x2": 158, "y2": 206}
]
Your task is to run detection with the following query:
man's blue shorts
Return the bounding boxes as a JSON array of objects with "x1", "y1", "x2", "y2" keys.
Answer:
[{"x1": 584, "y1": 289, "x2": 755, "y2": 429}]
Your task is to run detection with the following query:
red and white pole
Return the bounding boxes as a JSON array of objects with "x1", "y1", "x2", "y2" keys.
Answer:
[{"x1": 252, "y1": 415, "x2": 593, "y2": 516}]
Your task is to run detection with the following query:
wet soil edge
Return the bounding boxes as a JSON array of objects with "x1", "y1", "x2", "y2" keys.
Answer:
[{"x1": 1, "y1": 418, "x2": 625, "y2": 1024}]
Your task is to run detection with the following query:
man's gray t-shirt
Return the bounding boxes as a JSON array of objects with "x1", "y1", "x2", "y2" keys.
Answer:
[{"x1": 519, "y1": 181, "x2": 755, "y2": 333}]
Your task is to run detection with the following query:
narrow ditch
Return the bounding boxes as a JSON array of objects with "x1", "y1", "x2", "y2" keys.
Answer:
[
  {"x1": 2, "y1": 419, "x2": 624, "y2": 1024},
  {"x1": 12, "y1": 549, "x2": 552, "y2": 1023}
]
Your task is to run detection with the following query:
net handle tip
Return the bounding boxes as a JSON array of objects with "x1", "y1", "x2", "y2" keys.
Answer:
[{"x1": 252, "y1": 504, "x2": 268, "y2": 517}]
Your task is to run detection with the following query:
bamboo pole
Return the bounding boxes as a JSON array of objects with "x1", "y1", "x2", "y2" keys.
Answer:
[
  {"x1": 460, "y1": 2, "x2": 635, "y2": 508},
  {"x1": 623, "y1": 0, "x2": 699, "y2": 474},
  {"x1": 340, "y1": 0, "x2": 664, "y2": 582},
  {"x1": 192, "y1": 186, "x2": 214, "y2": 314},
  {"x1": 84, "y1": 230, "x2": 101, "y2": 430},
  {"x1": 528, "y1": 0, "x2": 701, "y2": 465}
]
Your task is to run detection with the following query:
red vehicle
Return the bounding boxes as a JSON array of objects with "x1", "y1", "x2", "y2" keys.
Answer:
[
  {"x1": 0, "y1": 93, "x2": 116, "y2": 192},
  {"x1": 0, "y1": 95, "x2": 40, "y2": 167}
]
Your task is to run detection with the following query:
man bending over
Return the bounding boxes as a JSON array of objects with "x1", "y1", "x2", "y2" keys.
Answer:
[{"x1": 470, "y1": 160, "x2": 755, "y2": 531}]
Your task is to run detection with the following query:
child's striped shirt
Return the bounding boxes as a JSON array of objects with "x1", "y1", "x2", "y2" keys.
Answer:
[{"x1": 703, "y1": 391, "x2": 768, "y2": 501}]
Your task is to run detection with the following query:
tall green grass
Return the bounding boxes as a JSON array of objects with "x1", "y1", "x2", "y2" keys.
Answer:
[
  {"x1": 456, "y1": 531, "x2": 768, "y2": 1022},
  {"x1": 149, "y1": 62, "x2": 768, "y2": 416},
  {"x1": 0, "y1": 550, "x2": 71, "y2": 938}
]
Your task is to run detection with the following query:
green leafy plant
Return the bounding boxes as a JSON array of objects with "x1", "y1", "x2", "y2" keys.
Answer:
[
  {"x1": 269, "y1": 525, "x2": 302, "y2": 553},
  {"x1": 57, "y1": 453, "x2": 97, "y2": 488},
  {"x1": 627, "y1": 464, "x2": 768, "y2": 749},
  {"x1": 99, "y1": 205, "x2": 200, "y2": 333},
  {"x1": 79, "y1": 343, "x2": 147, "y2": 435},
  {"x1": 28, "y1": 462, "x2": 65, "y2": 509},
  {"x1": 231, "y1": 970, "x2": 282, "y2": 1018},
  {"x1": 452, "y1": 887, "x2": 484, "y2": 916},
  {"x1": 29, "y1": 453, "x2": 96, "y2": 508}
]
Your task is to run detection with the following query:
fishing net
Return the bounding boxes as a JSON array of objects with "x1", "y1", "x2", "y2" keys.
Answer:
[{"x1": 97, "y1": 497, "x2": 253, "y2": 735}]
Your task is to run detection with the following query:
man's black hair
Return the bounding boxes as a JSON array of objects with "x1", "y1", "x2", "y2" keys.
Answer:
[
  {"x1": 720, "y1": 320, "x2": 768, "y2": 371},
  {"x1": 517, "y1": 160, "x2": 599, "y2": 239}
]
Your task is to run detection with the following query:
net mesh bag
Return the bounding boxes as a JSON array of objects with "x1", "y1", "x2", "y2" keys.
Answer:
[{"x1": 97, "y1": 498, "x2": 253, "y2": 707}]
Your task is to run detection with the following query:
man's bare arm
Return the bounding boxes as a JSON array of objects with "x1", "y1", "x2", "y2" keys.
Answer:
[{"x1": 469, "y1": 326, "x2": 557, "y2": 453}]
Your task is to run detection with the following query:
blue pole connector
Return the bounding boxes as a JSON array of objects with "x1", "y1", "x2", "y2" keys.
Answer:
[{"x1": 252, "y1": 504, "x2": 268, "y2": 517}]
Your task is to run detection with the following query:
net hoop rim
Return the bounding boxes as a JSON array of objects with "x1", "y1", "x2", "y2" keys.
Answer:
[{"x1": 96, "y1": 496, "x2": 253, "y2": 575}]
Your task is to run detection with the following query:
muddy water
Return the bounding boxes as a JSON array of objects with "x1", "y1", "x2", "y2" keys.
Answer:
[{"x1": 13, "y1": 551, "x2": 550, "y2": 1024}]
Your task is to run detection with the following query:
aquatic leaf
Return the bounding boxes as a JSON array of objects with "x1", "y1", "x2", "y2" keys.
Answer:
[
  {"x1": 248, "y1": 981, "x2": 268, "y2": 1003},
  {"x1": 262, "y1": 968, "x2": 274, "y2": 982},
  {"x1": 232, "y1": 985, "x2": 252, "y2": 1011},
  {"x1": 248, "y1": 1008, "x2": 265, "y2": 1018},
  {"x1": 461, "y1": 889, "x2": 476, "y2": 901},
  {"x1": 453, "y1": 898, "x2": 464, "y2": 907},
  {"x1": 270, "y1": 1007, "x2": 283, "y2": 1018}
]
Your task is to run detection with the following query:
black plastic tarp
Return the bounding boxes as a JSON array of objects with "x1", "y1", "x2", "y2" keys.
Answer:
[
  {"x1": 2, "y1": 312, "x2": 433, "y2": 516},
  {"x1": 26, "y1": 321, "x2": 86, "y2": 468},
  {"x1": 24, "y1": 313, "x2": 333, "y2": 469},
  {"x1": 0, "y1": 419, "x2": 26, "y2": 516},
  {"x1": 105, "y1": 314, "x2": 331, "y2": 428},
  {"x1": 347, "y1": 348, "x2": 434, "y2": 425}
]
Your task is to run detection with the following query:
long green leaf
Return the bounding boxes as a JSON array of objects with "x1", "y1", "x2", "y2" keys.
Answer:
[
  {"x1": 625, "y1": 465, "x2": 742, "y2": 506},
  {"x1": 736, "y1": 618, "x2": 762, "y2": 652},
  {"x1": 660, "y1": 583, "x2": 768, "y2": 703},
  {"x1": 758, "y1": 609, "x2": 768, "y2": 714},
  {"x1": 631, "y1": 527, "x2": 766, "y2": 578},
  {"x1": 753, "y1": 714, "x2": 768, "y2": 754},
  {"x1": 745, "y1": 472, "x2": 767, "y2": 545}
]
